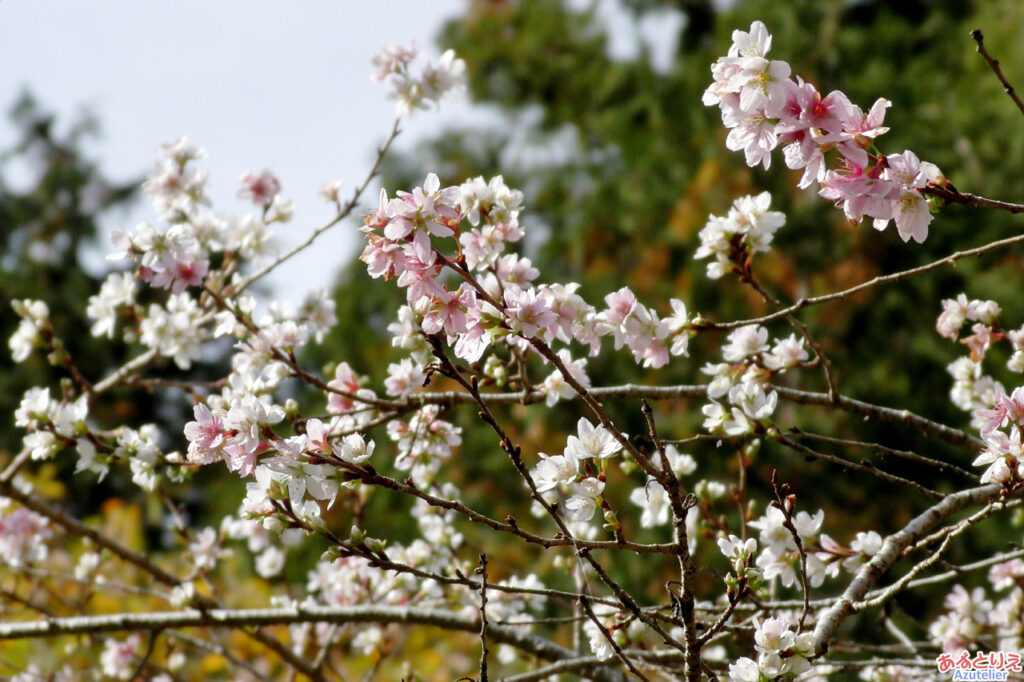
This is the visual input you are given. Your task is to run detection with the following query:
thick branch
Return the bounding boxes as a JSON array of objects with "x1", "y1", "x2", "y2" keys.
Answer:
[
  {"x1": 811, "y1": 483, "x2": 1007, "y2": 655},
  {"x1": 0, "y1": 604, "x2": 627, "y2": 682},
  {"x1": 396, "y1": 383, "x2": 981, "y2": 452}
]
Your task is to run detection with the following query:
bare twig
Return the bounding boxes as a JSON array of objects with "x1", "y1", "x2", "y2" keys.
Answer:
[
  {"x1": 789, "y1": 431, "x2": 978, "y2": 483},
  {"x1": 769, "y1": 471, "x2": 811, "y2": 631},
  {"x1": 923, "y1": 185, "x2": 1024, "y2": 214},
  {"x1": 708, "y1": 231, "x2": 1024, "y2": 332},
  {"x1": 128, "y1": 629, "x2": 160, "y2": 682},
  {"x1": 970, "y1": 29, "x2": 1024, "y2": 119},
  {"x1": 777, "y1": 434, "x2": 946, "y2": 500},
  {"x1": 233, "y1": 118, "x2": 402, "y2": 295},
  {"x1": 477, "y1": 553, "x2": 490, "y2": 682},
  {"x1": 0, "y1": 449, "x2": 31, "y2": 485}
]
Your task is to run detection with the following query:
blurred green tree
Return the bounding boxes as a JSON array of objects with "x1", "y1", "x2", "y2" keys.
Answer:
[{"x1": 0, "y1": 93, "x2": 139, "y2": 458}]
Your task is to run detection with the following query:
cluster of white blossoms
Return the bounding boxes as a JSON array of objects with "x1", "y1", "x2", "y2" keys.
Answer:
[
  {"x1": 371, "y1": 42, "x2": 466, "y2": 117},
  {"x1": 728, "y1": 616, "x2": 815, "y2": 681},
  {"x1": 701, "y1": 324, "x2": 808, "y2": 437},
  {"x1": 8, "y1": 299, "x2": 50, "y2": 362},
  {"x1": 929, "y1": 561, "x2": 1024, "y2": 654},
  {"x1": 694, "y1": 192, "x2": 786, "y2": 279},
  {"x1": 705, "y1": 21, "x2": 945, "y2": 243},
  {"x1": 934, "y1": 294, "x2": 1024, "y2": 484}
]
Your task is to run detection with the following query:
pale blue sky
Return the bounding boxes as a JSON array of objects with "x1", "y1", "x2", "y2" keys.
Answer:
[{"x1": 0, "y1": 1, "x2": 471, "y2": 299}]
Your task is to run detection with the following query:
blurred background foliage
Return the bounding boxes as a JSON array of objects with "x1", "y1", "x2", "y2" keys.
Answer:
[{"x1": 3, "y1": 0, "x2": 1024, "y2": 677}]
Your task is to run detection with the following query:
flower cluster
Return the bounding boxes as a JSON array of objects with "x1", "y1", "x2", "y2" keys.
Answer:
[
  {"x1": 361, "y1": 169, "x2": 696, "y2": 430},
  {"x1": 972, "y1": 388, "x2": 1024, "y2": 484},
  {"x1": 8, "y1": 299, "x2": 49, "y2": 362},
  {"x1": 694, "y1": 192, "x2": 785, "y2": 279},
  {"x1": 929, "y1": 562, "x2": 1024, "y2": 653},
  {"x1": 728, "y1": 616, "x2": 814, "y2": 681},
  {"x1": 0, "y1": 498, "x2": 53, "y2": 568},
  {"x1": 371, "y1": 42, "x2": 466, "y2": 117},
  {"x1": 705, "y1": 21, "x2": 944, "y2": 243},
  {"x1": 532, "y1": 418, "x2": 620, "y2": 524},
  {"x1": 935, "y1": 294, "x2": 1024, "y2": 481},
  {"x1": 718, "y1": 533, "x2": 761, "y2": 590},
  {"x1": 701, "y1": 324, "x2": 808, "y2": 436}
]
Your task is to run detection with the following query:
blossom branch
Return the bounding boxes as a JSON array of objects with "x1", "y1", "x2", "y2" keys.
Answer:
[
  {"x1": 422, "y1": 334, "x2": 686, "y2": 658},
  {"x1": 0, "y1": 482, "x2": 321, "y2": 680}
]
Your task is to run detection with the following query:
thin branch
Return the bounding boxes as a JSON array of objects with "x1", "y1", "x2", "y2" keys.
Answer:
[
  {"x1": 854, "y1": 495, "x2": 1009, "y2": 611},
  {"x1": 774, "y1": 386, "x2": 982, "y2": 452},
  {"x1": 789, "y1": 431, "x2": 978, "y2": 483},
  {"x1": 232, "y1": 118, "x2": 402, "y2": 295},
  {"x1": 347, "y1": 462, "x2": 678, "y2": 554},
  {"x1": 923, "y1": 185, "x2": 1024, "y2": 214},
  {"x1": 696, "y1": 590, "x2": 744, "y2": 647},
  {"x1": 880, "y1": 547, "x2": 1024, "y2": 592},
  {"x1": 0, "y1": 449, "x2": 31, "y2": 485},
  {"x1": 708, "y1": 231, "x2": 1024, "y2": 332},
  {"x1": 769, "y1": 471, "x2": 811, "y2": 631},
  {"x1": 970, "y1": 29, "x2": 1024, "y2": 119},
  {"x1": 777, "y1": 434, "x2": 945, "y2": 500},
  {"x1": 579, "y1": 596, "x2": 650, "y2": 681},
  {"x1": 165, "y1": 629, "x2": 274, "y2": 682},
  {"x1": 91, "y1": 349, "x2": 159, "y2": 394},
  {"x1": 477, "y1": 553, "x2": 490, "y2": 682},
  {"x1": 500, "y1": 657, "x2": 628, "y2": 682},
  {"x1": 128, "y1": 629, "x2": 160, "y2": 682},
  {"x1": 740, "y1": 268, "x2": 839, "y2": 401},
  {"x1": 376, "y1": 383, "x2": 982, "y2": 452}
]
